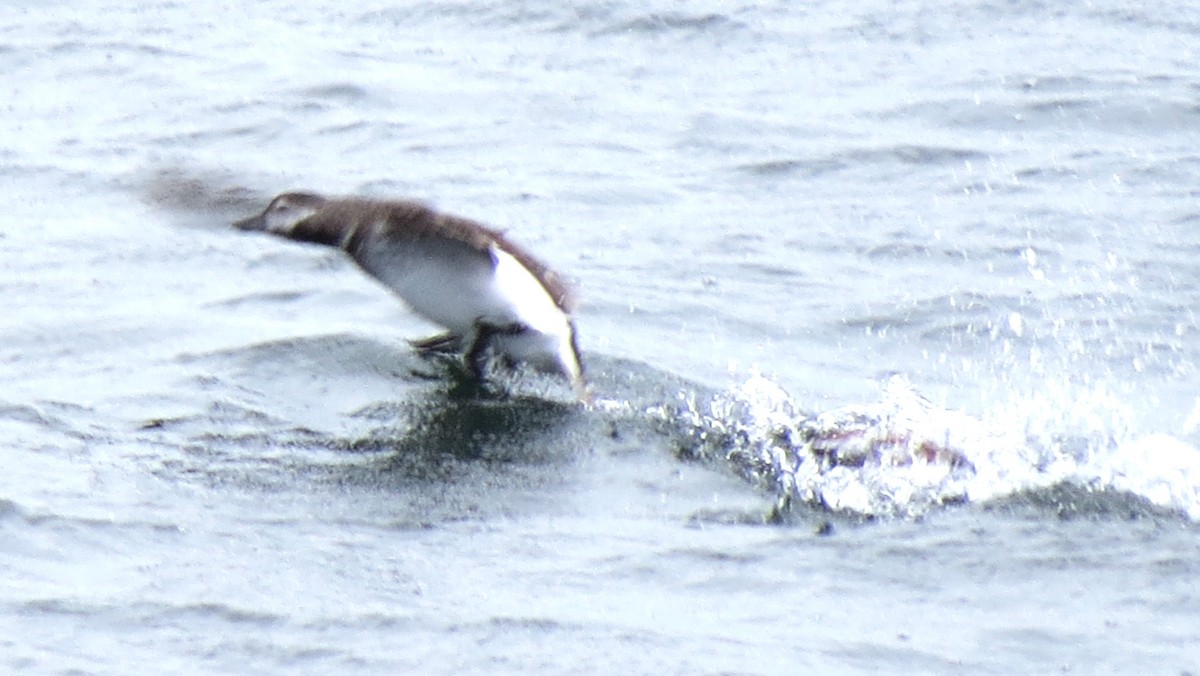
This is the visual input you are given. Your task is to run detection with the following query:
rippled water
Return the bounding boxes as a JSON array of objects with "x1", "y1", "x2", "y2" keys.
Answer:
[{"x1": 4, "y1": 0, "x2": 1200, "y2": 672}]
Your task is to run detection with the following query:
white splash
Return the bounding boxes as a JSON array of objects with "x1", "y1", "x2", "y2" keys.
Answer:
[
  {"x1": 668, "y1": 374, "x2": 1200, "y2": 519},
  {"x1": 1097, "y1": 434, "x2": 1200, "y2": 521}
]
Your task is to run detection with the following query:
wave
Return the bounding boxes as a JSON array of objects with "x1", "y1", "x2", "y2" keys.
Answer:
[
  {"x1": 147, "y1": 335, "x2": 1200, "y2": 523},
  {"x1": 33, "y1": 309, "x2": 1192, "y2": 527},
  {"x1": 361, "y1": 2, "x2": 750, "y2": 42},
  {"x1": 650, "y1": 373, "x2": 1200, "y2": 521}
]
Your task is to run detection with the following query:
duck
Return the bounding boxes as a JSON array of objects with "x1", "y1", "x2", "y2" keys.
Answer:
[{"x1": 233, "y1": 192, "x2": 588, "y2": 400}]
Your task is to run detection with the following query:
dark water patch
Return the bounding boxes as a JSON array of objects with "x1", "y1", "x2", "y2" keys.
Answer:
[
  {"x1": 19, "y1": 598, "x2": 97, "y2": 618},
  {"x1": 1102, "y1": 9, "x2": 1200, "y2": 37},
  {"x1": 46, "y1": 39, "x2": 191, "y2": 60},
  {"x1": 738, "y1": 145, "x2": 987, "y2": 182},
  {"x1": 327, "y1": 393, "x2": 590, "y2": 487},
  {"x1": 376, "y1": 395, "x2": 581, "y2": 461},
  {"x1": 161, "y1": 398, "x2": 287, "y2": 429},
  {"x1": 0, "y1": 162, "x2": 87, "y2": 182},
  {"x1": 136, "y1": 397, "x2": 307, "y2": 460},
  {"x1": 179, "y1": 425, "x2": 331, "y2": 453},
  {"x1": 0, "y1": 400, "x2": 106, "y2": 442},
  {"x1": 734, "y1": 260, "x2": 808, "y2": 282},
  {"x1": 1022, "y1": 96, "x2": 1097, "y2": 114},
  {"x1": 314, "y1": 120, "x2": 375, "y2": 137},
  {"x1": 1007, "y1": 73, "x2": 1114, "y2": 94},
  {"x1": 19, "y1": 598, "x2": 285, "y2": 630},
  {"x1": 1117, "y1": 153, "x2": 1200, "y2": 193},
  {"x1": 984, "y1": 482, "x2": 1192, "y2": 523},
  {"x1": 300, "y1": 612, "x2": 419, "y2": 633},
  {"x1": 287, "y1": 93, "x2": 374, "y2": 116},
  {"x1": 297, "y1": 83, "x2": 375, "y2": 104},
  {"x1": 361, "y1": 2, "x2": 558, "y2": 32},
  {"x1": 886, "y1": 77, "x2": 1200, "y2": 138},
  {"x1": 858, "y1": 225, "x2": 1026, "y2": 263},
  {"x1": 139, "y1": 355, "x2": 762, "y2": 525},
  {"x1": 18, "y1": 511, "x2": 185, "y2": 537},
  {"x1": 0, "y1": 402, "x2": 68, "y2": 429},
  {"x1": 249, "y1": 395, "x2": 598, "y2": 525},
  {"x1": 660, "y1": 545, "x2": 765, "y2": 568},
  {"x1": 861, "y1": 239, "x2": 935, "y2": 261},
  {"x1": 847, "y1": 144, "x2": 988, "y2": 167},
  {"x1": 239, "y1": 246, "x2": 347, "y2": 274},
  {"x1": 1014, "y1": 94, "x2": 1200, "y2": 135},
  {"x1": 1166, "y1": 210, "x2": 1200, "y2": 229},
  {"x1": 143, "y1": 363, "x2": 610, "y2": 502},
  {"x1": 737, "y1": 157, "x2": 848, "y2": 179},
  {"x1": 473, "y1": 616, "x2": 580, "y2": 632},
  {"x1": 203, "y1": 290, "x2": 311, "y2": 310},
  {"x1": 1008, "y1": 162, "x2": 1075, "y2": 183},
  {"x1": 0, "y1": 498, "x2": 24, "y2": 522},
  {"x1": 592, "y1": 11, "x2": 748, "y2": 39},
  {"x1": 684, "y1": 506, "x2": 795, "y2": 527},
  {"x1": 150, "y1": 601, "x2": 285, "y2": 627},
  {"x1": 363, "y1": 1, "x2": 748, "y2": 42}
]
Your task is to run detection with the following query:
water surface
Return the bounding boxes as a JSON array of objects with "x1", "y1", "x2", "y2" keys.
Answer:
[{"x1": 3, "y1": 0, "x2": 1200, "y2": 672}]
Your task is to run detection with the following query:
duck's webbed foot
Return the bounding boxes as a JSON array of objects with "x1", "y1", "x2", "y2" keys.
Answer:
[{"x1": 409, "y1": 332, "x2": 463, "y2": 358}]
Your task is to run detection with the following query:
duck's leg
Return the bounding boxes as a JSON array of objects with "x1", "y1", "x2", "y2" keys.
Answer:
[{"x1": 466, "y1": 321, "x2": 527, "y2": 381}]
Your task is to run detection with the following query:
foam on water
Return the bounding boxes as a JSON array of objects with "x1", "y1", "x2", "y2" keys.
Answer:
[{"x1": 663, "y1": 373, "x2": 1200, "y2": 520}]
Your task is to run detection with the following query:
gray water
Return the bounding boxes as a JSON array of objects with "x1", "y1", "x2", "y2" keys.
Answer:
[{"x1": 4, "y1": 0, "x2": 1200, "y2": 672}]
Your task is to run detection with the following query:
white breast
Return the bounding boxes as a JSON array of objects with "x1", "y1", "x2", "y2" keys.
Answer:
[
  {"x1": 373, "y1": 246, "x2": 563, "y2": 328},
  {"x1": 487, "y1": 247, "x2": 581, "y2": 381},
  {"x1": 356, "y1": 230, "x2": 580, "y2": 381},
  {"x1": 485, "y1": 248, "x2": 567, "y2": 334}
]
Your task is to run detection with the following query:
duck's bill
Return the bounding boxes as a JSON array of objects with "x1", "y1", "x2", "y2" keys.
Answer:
[{"x1": 232, "y1": 212, "x2": 267, "y2": 231}]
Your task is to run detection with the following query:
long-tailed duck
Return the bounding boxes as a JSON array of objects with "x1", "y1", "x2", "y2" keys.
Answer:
[{"x1": 234, "y1": 192, "x2": 587, "y2": 400}]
